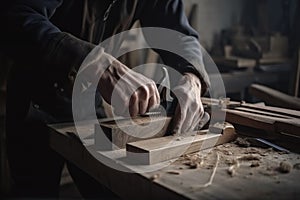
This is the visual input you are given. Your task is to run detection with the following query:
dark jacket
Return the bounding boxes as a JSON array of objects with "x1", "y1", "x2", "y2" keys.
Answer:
[{"x1": 1, "y1": 0, "x2": 210, "y2": 123}]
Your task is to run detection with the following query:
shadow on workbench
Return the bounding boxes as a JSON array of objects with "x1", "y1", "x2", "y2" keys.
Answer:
[{"x1": 0, "y1": 90, "x2": 82, "y2": 199}]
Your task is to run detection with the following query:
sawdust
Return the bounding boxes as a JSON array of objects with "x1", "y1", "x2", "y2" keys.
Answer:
[{"x1": 179, "y1": 138, "x2": 297, "y2": 185}]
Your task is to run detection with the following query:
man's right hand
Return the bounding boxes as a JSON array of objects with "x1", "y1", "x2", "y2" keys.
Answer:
[{"x1": 98, "y1": 59, "x2": 160, "y2": 117}]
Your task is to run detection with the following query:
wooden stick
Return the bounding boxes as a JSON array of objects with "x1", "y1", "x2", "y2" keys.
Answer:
[{"x1": 223, "y1": 109, "x2": 300, "y2": 137}]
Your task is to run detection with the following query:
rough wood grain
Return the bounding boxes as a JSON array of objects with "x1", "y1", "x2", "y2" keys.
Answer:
[
  {"x1": 126, "y1": 123, "x2": 236, "y2": 165},
  {"x1": 95, "y1": 116, "x2": 172, "y2": 150}
]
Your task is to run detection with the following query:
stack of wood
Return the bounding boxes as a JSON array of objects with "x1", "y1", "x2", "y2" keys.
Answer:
[{"x1": 202, "y1": 97, "x2": 300, "y2": 149}]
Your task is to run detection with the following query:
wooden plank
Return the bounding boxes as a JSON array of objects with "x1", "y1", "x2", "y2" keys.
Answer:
[
  {"x1": 222, "y1": 109, "x2": 300, "y2": 137},
  {"x1": 234, "y1": 107, "x2": 292, "y2": 119},
  {"x1": 126, "y1": 123, "x2": 236, "y2": 165},
  {"x1": 95, "y1": 115, "x2": 172, "y2": 150},
  {"x1": 249, "y1": 84, "x2": 300, "y2": 110},
  {"x1": 240, "y1": 103, "x2": 300, "y2": 119}
]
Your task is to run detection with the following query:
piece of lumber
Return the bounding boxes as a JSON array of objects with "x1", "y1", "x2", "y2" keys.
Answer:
[
  {"x1": 95, "y1": 115, "x2": 172, "y2": 150},
  {"x1": 222, "y1": 109, "x2": 300, "y2": 138},
  {"x1": 126, "y1": 123, "x2": 236, "y2": 165},
  {"x1": 240, "y1": 103, "x2": 300, "y2": 119},
  {"x1": 234, "y1": 107, "x2": 292, "y2": 119},
  {"x1": 249, "y1": 84, "x2": 300, "y2": 110}
]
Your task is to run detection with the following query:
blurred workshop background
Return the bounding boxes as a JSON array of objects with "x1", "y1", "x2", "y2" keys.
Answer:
[{"x1": 1, "y1": 0, "x2": 299, "y2": 197}]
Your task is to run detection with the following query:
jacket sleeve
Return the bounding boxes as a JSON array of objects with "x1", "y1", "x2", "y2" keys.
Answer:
[
  {"x1": 1, "y1": 0, "x2": 95, "y2": 80},
  {"x1": 138, "y1": 0, "x2": 210, "y2": 93}
]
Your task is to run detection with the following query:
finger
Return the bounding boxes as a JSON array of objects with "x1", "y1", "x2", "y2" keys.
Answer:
[
  {"x1": 154, "y1": 84, "x2": 160, "y2": 107},
  {"x1": 190, "y1": 113, "x2": 202, "y2": 132},
  {"x1": 190, "y1": 106, "x2": 205, "y2": 129},
  {"x1": 138, "y1": 86, "x2": 150, "y2": 115},
  {"x1": 196, "y1": 112, "x2": 210, "y2": 130},
  {"x1": 181, "y1": 108, "x2": 198, "y2": 134},
  {"x1": 139, "y1": 100, "x2": 148, "y2": 115},
  {"x1": 147, "y1": 95, "x2": 156, "y2": 112},
  {"x1": 171, "y1": 104, "x2": 186, "y2": 135},
  {"x1": 149, "y1": 83, "x2": 160, "y2": 111},
  {"x1": 129, "y1": 92, "x2": 139, "y2": 117},
  {"x1": 181, "y1": 100, "x2": 202, "y2": 133}
]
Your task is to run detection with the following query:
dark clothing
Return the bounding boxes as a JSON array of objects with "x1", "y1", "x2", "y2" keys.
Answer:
[{"x1": 1, "y1": 0, "x2": 210, "y2": 198}]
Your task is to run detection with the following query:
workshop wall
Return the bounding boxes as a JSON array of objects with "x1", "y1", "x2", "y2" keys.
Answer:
[
  {"x1": 184, "y1": 0, "x2": 246, "y2": 50},
  {"x1": 184, "y1": 0, "x2": 297, "y2": 51}
]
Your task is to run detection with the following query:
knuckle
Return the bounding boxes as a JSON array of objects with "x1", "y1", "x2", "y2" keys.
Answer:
[
  {"x1": 131, "y1": 91, "x2": 138, "y2": 101},
  {"x1": 191, "y1": 101, "x2": 198, "y2": 109},
  {"x1": 148, "y1": 82, "x2": 156, "y2": 92},
  {"x1": 140, "y1": 85, "x2": 149, "y2": 93}
]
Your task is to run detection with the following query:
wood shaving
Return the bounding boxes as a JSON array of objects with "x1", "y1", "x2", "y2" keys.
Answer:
[
  {"x1": 259, "y1": 170, "x2": 277, "y2": 177},
  {"x1": 227, "y1": 159, "x2": 240, "y2": 177},
  {"x1": 225, "y1": 158, "x2": 235, "y2": 165},
  {"x1": 278, "y1": 161, "x2": 292, "y2": 173},
  {"x1": 166, "y1": 170, "x2": 181, "y2": 175},
  {"x1": 191, "y1": 152, "x2": 220, "y2": 189},
  {"x1": 244, "y1": 148, "x2": 261, "y2": 154},
  {"x1": 223, "y1": 144, "x2": 231, "y2": 148},
  {"x1": 183, "y1": 154, "x2": 204, "y2": 169},
  {"x1": 150, "y1": 174, "x2": 160, "y2": 181},
  {"x1": 237, "y1": 154, "x2": 261, "y2": 161}
]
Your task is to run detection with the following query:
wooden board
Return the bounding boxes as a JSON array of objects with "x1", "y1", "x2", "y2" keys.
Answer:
[
  {"x1": 126, "y1": 123, "x2": 236, "y2": 165},
  {"x1": 220, "y1": 109, "x2": 300, "y2": 138},
  {"x1": 240, "y1": 103, "x2": 300, "y2": 119},
  {"x1": 249, "y1": 84, "x2": 300, "y2": 110},
  {"x1": 95, "y1": 115, "x2": 172, "y2": 150}
]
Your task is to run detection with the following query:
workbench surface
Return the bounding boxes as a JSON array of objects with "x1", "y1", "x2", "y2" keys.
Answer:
[{"x1": 49, "y1": 122, "x2": 300, "y2": 200}]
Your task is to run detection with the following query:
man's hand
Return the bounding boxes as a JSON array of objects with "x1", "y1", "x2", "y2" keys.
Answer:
[
  {"x1": 171, "y1": 73, "x2": 204, "y2": 134},
  {"x1": 98, "y1": 59, "x2": 160, "y2": 117}
]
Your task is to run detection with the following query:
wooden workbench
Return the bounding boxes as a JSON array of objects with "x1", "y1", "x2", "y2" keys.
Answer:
[{"x1": 49, "y1": 121, "x2": 300, "y2": 200}]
